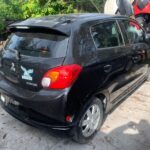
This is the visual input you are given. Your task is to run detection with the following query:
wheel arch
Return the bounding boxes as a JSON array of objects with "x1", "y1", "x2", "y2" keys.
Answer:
[{"x1": 95, "y1": 91, "x2": 110, "y2": 113}]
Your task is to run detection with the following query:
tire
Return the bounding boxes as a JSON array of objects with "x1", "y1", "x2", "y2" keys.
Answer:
[{"x1": 72, "y1": 97, "x2": 104, "y2": 144}]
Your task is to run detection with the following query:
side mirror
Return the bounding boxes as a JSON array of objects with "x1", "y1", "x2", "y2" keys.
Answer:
[{"x1": 145, "y1": 33, "x2": 150, "y2": 43}]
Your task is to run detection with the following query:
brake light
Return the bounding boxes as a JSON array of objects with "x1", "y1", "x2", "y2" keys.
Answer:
[{"x1": 41, "y1": 64, "x2": 82, "y2": 89}]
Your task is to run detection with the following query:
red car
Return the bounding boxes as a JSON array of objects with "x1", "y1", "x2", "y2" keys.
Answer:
[{"x1": 133, "y1": 0, "x2": 150, "y2": 32}]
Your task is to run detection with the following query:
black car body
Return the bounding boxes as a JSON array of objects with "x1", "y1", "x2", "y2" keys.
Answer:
[{"x1": 0, "y1": 13, "x2": 150, "y2": 143}]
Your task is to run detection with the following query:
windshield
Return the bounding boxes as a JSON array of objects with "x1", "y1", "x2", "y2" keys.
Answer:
[{"x1": 5, "y1": 32, "x2": 69, "y2": 58}]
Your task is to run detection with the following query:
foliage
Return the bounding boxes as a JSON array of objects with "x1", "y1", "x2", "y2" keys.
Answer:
[
  {"x1": 0, "y1": 0, "x2": 23, "y2": 32},
  {"x1": 72, "y1": 0, "x2": 105, "y2": 13},
  {"x1": 0, "y1": 0, "x2": 105, "y2": 32},
  {"x1": 22, "y1": 0, "x2": 75, "y2": 18}
]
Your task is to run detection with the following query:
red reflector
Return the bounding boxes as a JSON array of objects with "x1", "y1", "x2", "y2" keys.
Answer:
[
  {"x1": 66, "y1": 115, "x2": 72, "y2": 122},
  {"x1": 41, "y1": 64, "x2": 82, "y2": 89}
]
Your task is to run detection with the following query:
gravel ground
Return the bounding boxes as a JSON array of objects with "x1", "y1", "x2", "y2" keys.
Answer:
[{"x1": 0, "y1": 82, "x2": 150, "y2": 150}]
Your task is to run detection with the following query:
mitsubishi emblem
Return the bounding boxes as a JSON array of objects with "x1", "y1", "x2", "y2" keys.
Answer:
[{"x1": 10, "y1": 63, "x2": 16, "y2": 72}]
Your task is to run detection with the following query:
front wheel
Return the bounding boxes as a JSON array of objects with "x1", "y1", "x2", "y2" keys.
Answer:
[{"x1": 72, "y1": 97, "x2": 104, "y2": 143}]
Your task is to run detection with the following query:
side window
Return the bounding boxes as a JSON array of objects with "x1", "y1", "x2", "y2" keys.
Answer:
[
  {"x1": 91, "y1": 21, "x2": 123, "y2": 49},
  {"x1": 123, "y1": 20, "x2": 144, "y2": 44}
]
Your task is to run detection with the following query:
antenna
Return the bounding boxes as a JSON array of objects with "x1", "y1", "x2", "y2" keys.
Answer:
[{"x1": 89, "y1": 0, "x2": 101, "y2": 13}]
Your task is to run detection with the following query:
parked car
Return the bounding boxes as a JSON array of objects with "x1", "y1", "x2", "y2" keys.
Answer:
[{"x1": 0, "y1": 14, "x2": 150, "y2": 143}]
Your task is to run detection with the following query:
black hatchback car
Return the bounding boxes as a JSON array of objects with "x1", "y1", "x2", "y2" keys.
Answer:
[{"x1": 0, "y1": 14, "x2": 150, "y2": 143}]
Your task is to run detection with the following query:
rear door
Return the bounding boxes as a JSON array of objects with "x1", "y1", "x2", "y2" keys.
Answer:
[
  {"x1": 1, "y1": 30, "x2": 69, "y2": 91},
  {"x1": 91, "y1": 20, "x2": 130, "y2": 102}
]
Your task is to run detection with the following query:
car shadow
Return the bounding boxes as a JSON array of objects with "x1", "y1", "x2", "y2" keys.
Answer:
[
  {"x1": 38, "y1": 120, "x2": 150, "y2": 150},
  {"x1": 97, "y1": 120, "x2": 150, "y2": 150},
  {"x1": 1, "y1": 110, "x2": 150, "y2": 150}
]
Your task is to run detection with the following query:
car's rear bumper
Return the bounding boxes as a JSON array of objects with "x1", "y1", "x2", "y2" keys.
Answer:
[
  {"x1": 0, "y1": 100, "x2": 74, "y2": 131},
  {"x1": 0, "y1": 74, "x2": 75, "y2": 130}
]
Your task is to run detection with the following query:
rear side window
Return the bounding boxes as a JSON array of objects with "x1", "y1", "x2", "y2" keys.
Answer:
[
  {"x1": 122, "y1": 20, "x2": 144, "y2": 44},
  {"x1": 91, "y1": 21, "x2": 123, "y2": 49},
  {"x1": 5, "y1": 32, "x2": 69, "y2": 58}
]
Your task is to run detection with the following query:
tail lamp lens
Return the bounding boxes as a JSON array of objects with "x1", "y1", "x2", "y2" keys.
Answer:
[{"x1": 41, "y1": 64, "x2": 82, "y2": 89}]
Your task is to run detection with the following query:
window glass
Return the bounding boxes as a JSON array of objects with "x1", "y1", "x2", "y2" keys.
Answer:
[
  {"x1": 91, "y1": 21, "x2": 123, "y2": 49},
  {"x1": 123, "y1": 20, "x2": 144, "y2": 44},
  {"x1": 5, "y1": 32, "x2": 69, "y2": 58}
]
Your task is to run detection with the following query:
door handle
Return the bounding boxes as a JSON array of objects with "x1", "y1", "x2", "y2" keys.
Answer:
[
  {"x1": 132, "y1": 55, "x2": 141, "y2": 63},
  {"x1": 104, "y1": 65, "x2": 112, "y2": 73}
]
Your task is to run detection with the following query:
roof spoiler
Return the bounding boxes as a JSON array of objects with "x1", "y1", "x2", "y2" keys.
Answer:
[{"x1": 7, "y1": 25, "x2": 68, "y2": 36}]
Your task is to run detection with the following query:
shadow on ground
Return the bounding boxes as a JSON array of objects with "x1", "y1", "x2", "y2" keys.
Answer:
[
  {"x1": 0, "y1": 109, "x2": 149, "y2": 150},
  {"x1": 45, "y1": 119, "x2": 150, "y2": 150},
  {"x1": 0, "y1": 82, "x2": 150, "y2": 150}
]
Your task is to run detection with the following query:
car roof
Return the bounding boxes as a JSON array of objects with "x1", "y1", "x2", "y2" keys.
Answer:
[{"x1": 8, "y1": 13, "x2": 128, "y2": 35}]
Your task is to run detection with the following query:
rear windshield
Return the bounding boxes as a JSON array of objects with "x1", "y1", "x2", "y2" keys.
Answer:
[{"x1": 5, "y1": 32, "x2": 69, "y2": 58}]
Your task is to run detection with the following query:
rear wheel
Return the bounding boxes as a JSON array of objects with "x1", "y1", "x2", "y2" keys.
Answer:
[{"x1": 72, "y1": 97, "x2": 104, "y2": 143}]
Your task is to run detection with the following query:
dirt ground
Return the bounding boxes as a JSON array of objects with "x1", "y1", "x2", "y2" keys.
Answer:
[{"x1": 0, "y1": 82, "x2": 150, "y2": 150}]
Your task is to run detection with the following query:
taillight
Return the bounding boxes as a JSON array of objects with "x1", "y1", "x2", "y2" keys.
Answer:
[{"x1": 41, "y1": 64, "x2": 82, "y2": 89}]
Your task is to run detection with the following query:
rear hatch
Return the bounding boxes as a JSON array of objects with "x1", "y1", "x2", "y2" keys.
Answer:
[{"x1": 0, "y1": 28, "x2": 69, "y2": 91}]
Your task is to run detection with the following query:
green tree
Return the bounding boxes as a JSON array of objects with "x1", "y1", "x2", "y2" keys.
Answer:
[
  {"x1": 22, "y1": 0, "x2": 75, "y2": 18},
  {"x1": 69, "y1": 0, "x2": 105, "y2": 13},
  {"x1": 0, "y1": 0, "x2": 106, "y2": 32},
  {"x1": 0, "y1": 0, "x2": 23, "y2": 32}
]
